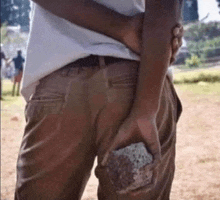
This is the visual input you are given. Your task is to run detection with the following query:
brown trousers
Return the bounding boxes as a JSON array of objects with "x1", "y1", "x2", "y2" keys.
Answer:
[{"x1": 15, "y1": 58, "x2": 182, "y2": 200}]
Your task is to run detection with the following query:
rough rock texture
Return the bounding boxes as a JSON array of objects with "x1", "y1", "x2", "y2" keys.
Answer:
[{"x1": 106, "y1": 142, "x2": 153, "y2": 194}]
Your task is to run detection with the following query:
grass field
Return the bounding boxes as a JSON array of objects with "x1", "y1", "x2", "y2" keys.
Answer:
[
  {"x1": 1, "y1": 69, "x2": 220, "y2": 199},
  {"x1": 2, "y1": 80, "x2": 24, "y2": 108},
  {"x1": 174, "y1": 69, "x2": 220, "y2": 84}
]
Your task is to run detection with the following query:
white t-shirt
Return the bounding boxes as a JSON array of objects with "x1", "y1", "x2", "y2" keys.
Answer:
[{"x1": 21, "y1": 0, "x2": 145, "y2": 101}]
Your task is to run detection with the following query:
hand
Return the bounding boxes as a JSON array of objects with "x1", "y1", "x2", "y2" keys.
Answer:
[
  {"x1": 122, "y1": 13, "x2": 144, "y2": 55},
  {"x1": 170, "y1": 24, "x2": 184, "y2": 64},
  {"x1": 101, "y1": 113, "x2": 161, "y2": 168},
  {"x1": 123, "y1": 16, "x2": 183, "y2": 60}
]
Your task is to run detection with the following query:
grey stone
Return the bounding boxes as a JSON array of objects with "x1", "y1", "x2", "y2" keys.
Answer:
[{"x1": 106, "y1": 142, "x2": 153, "y2": 194}]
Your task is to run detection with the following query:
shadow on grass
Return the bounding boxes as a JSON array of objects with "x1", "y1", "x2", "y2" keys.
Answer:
[
  {"x1": 1, "y1": 80, "x2": 21, "y2": 101},
  {"x1": 1, "y1": 91, "x2": 21, "y2": 102},
  {"x1": 2, "y1": 90, "x2": 13, "y2": 97}
]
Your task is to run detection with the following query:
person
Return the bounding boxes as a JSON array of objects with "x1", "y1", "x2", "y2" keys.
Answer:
[
  {"x1": 0, "y1": 50, "x2": 6, "y2": 70},
  {"x1": 2, "y1": 58, "x2": 13, "y2": 79},
  {"x1": 15, "y1": 0, "x2": 183, "y2": 199},
  {"x1": 12, "y1": 50, "x2": 25, "y2": 96},
  {"x1": 1, "y1": 48, "x2": 6, "y2": 99},
  {"x1": 13, "y1": 50, "x2": 25, "y2": 73}
]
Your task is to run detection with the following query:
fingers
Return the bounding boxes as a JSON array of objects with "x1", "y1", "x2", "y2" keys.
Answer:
[
  {"x1": 172, "y1": 24, "x2": 184, "y2": 46},
  {"x1": 101, "y1": 117, "x2": 162, "y2": 168},
  {"x1": 170, "y1": 57, "x2": 176, "y2": 64},
  {"x1": 172, "y1": 37, "x2": 179, "y2": 56},
  {"x1": 170, "y1": 23, "x2": 184, "y2": 64},
  {"x1": 144, "y1": 138, "x2": 161, "y2": 166},
  {"x1": 173, "y1": 24, "x2": 184, "y2": 37},
  {"x1": 101, "y1": 126, "x2": 134, "y2": 166},
  {"x1": 137, "y1": 118, "x2": 161, "y2": 163}
]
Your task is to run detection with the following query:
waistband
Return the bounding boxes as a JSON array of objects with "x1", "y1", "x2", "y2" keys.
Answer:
[{"x1": 63, "y1": 55, "x2": 133, "y2": 69}]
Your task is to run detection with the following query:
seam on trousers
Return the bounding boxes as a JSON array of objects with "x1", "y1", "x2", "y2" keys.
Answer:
[
  {"x1": 61, "y1": 79, "x2": 74, "y2": 113},
  {"x1": 93, "y1": 105, "x2": 107, "y2": 149}
]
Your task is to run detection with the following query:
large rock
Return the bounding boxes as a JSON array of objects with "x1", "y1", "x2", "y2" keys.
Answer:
[{"x1": 106, "y1": 142, "x2": 153, "y2": 194}]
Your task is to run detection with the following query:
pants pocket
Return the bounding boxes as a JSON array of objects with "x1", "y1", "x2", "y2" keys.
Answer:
[
  {"x1": 105, "y1": 61, "x2": 139, "y2": 103},
  {"x1": 166, "y1": 76, "x2": 182, "y2": 122}
]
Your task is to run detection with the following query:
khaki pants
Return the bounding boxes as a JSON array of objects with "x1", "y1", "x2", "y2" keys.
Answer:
[{"x1": 15, "y1": 58, "x2": 182, "y2": 200}]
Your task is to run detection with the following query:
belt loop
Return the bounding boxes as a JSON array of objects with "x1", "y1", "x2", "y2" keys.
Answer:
[{"x1": 98, "y1": 56, "x2": 106, "y2": 69}]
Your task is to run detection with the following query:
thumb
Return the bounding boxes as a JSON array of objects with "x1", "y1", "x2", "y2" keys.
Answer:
[
  {"x1": 137, "y1": 118, "x2": 161, "y2": 162},
  {"x1": 101, "y1": 129, "x2": 127, "y2": 166},
  {"x1": 101, "y1": 122, "x2": 136, "y2": 166}
]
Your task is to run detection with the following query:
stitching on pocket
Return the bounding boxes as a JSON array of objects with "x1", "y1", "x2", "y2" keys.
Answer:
[
  {"x1": 30, "y1": 96, "x2": 64, "y2": 103},
  {"x1": 108, "y1": 74, "x2": 137, "y2": 89},
  {"x1": 30, "y1": 90, "x2": 65, "y2": 103},
  {"x1": 25, "y1": 100, "x2": 64, "y2": 122}
]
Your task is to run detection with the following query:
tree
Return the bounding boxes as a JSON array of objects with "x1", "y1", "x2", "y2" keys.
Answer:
[
  {"x1": 1, "y1": 0, "x2": 14, "y2": 25},
  {"x1": 13, "y1": 0, "x2": 31, "y2": 28},
  {"x1": 184, "y1": 22, "x2": 220, "y2": 42},
  {"x1": 183, "y1": 0, "x2": 199, "y2": 23},
  {"x1": 217, "y1": 0, "x2": 220, "y2": 13},
  {"x1": 184, "y1": 22, "x2": 220, "y2": 60},
  {"x1": 1, "y1": 0, "x2": 31, "y2": 29}
]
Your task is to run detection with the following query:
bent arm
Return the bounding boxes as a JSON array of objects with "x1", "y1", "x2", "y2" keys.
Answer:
[
  {"x1": 32, "y1": 0, "x2": 132, "y2": 46},
  {"x1": 32, "y1": 0, "x2": 182, "y2": 57},
  {"x1": 132, "y1": 0, "x2": 183, "y2": 116}
]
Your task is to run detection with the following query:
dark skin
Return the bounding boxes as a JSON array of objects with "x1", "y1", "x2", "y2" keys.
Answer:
[
  {"x1": 102, "y1": 0, "x2": 183, "y2": 174},
  {"x1": 32, "y1": 0, "x2": 183, "y2": 166},
  {"x1": 32, "y1": 0, "x2": 183, "y2": 57}
]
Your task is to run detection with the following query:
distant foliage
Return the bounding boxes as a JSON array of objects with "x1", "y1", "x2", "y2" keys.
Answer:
[
  {"x1": 183, "y1": 0, "x2": 199, "y2": 23},
  {"x1": 0, "y1": 23, "x2": 28, "y2": 58},
  {"x1": 187, "y1": 37, "x2": 220, "y2": 59},
  {"x1": 184, "y1": 22, "x2": 220, "y2": 42},
  {"x1": 217, "y1": 0, "x2": 220, "y2": 13},
  {"x1": 185, "y1": 54, "x2": 201, "y2": 68},
  {"x1": 1, "y1": 23, "x2": 8, "y2": 43},
  {"x1": 174, "y1": 70, "x2": 220, "y2": 84},
  {"x1": 1, "y1": 23, "x2": 26, "y2": 44},
  {"x1": 1, "y1": 0, "x2": 31, "y2": 28},
  {"x1": 202, "y1": 37, "x2": 220, "y2": 59},
  {"x1": 183, "y1": 22, "x2": 220, "y2": 64}
]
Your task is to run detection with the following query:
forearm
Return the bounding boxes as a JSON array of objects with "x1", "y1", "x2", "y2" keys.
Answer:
[
  {"x1": 32, "y1": 0, "x2": 131, "y2": 43},
  {"x1": 132, "y1": 0, "x2": 183, "y2": 116}
]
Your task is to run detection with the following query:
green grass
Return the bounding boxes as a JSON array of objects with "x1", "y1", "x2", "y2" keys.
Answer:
[
  {"x1": 175, "y1": 82, "x2": 220, "y2": 96},
  {"x1": 1, "y1": 80, "x2": 25, "y2": 134},
  {"x1": 174, "y1": 69, "x2": 220, "y2": 84},
  {"x1": 174, "y1": 61, "x2": 220, "y2": 70},
  {"x1": 1, "y1": 79, "x2": 25, "y2": 110}
]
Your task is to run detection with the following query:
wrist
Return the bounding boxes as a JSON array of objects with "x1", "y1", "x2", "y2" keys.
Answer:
[
  {"x1": 121, "y1": 14, "x2": 143, "y2": 54},
  {"x1": 115, "y1": 16, "x2": 133, "y2": 43},
  {"x1": 129, "y1": 102, "x2": 159, "y2": 120}
]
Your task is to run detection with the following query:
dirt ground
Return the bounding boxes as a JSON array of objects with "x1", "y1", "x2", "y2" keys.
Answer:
[{"x1": 1, "y1": 84, "x2": 220, "y2": 200}]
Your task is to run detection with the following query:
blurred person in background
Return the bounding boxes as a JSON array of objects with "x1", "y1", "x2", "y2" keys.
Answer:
[
  {"x1": 12, "y1": 50, "x2": 25, "y2": 96},
  {"x1": 2, "y1": 58, "x2": 14, "y2": 79},
  {"x1": 0, "y1": 49, "x2": 6, "y2": 70},
  {"x1": 1, "y1": 44, "x2": 6, "y2": 99}
]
